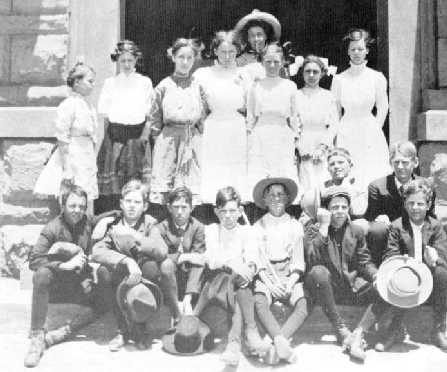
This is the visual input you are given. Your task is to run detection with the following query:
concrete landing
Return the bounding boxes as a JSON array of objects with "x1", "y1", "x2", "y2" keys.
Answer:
[{"x1": 1, "y1": 278, "x2": 446, "y2": 372}]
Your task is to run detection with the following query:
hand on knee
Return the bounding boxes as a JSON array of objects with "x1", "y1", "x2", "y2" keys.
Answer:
[{"x1": 160, "y1": 258, "x2": 176, "y2": 276}]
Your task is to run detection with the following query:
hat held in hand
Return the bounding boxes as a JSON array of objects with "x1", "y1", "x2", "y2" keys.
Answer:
[{"x1": 376, "y1": 255, "x2": 433, "y2": 308}]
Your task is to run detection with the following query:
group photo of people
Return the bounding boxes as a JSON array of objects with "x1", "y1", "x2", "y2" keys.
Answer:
[{"x1": 23, "y1": 8, "x2": 447, "y2": 370}]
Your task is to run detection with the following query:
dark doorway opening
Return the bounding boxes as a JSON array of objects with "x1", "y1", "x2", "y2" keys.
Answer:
[{"x1": 124, "y1": 0, "x2": 388, "y2": 139}]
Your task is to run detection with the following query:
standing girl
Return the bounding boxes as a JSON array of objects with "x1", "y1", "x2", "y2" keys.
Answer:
[
  {"x1": 331, "y1": 29, "x2": 391, "y2": 190},
  {"x1": 296, "y1": 55, "x2": 338, "y2": 192},
  {"x1": 149, "y1": 38, "x2": 203, "y2": 206},
  {"x1": 193, "y1": 31, "x2": 250, "y2": 204},
  {"x1": 34, "y1": 62, "x2": 98, "y2": 214},
  {"x1": 97, "y1": 40, "x2": 153, "y2": 211},
  {"x1": 247, "y1": 44, "x2": 300, "y2": 201}
]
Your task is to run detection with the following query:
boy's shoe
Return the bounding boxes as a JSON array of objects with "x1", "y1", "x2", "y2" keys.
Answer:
[
  {"x1": 109, "y1": 333, "x2": 127, "y2": 352},
  {"x1": 245, "y1": 326, "x2": 270, "y2": 355},
  {"x1": 432, "y1": 312, "x2": 447, "y2": 351},
  {"x1": 375, "y1": 324, "x2": 406, "y2": 352},
  {"x1": 346, "y1": 328, "x2": 367, "y2": 362},
  {"x1": 45, "y1": 325, "x2": 72, "y2": 347},
  {"x1": 24, "y1": 330, "x2": 46, "y2": 368},
  {"x1": 273, "y1": 335, "x2": 294, "y2": 361},
  {"x1": 221, "y1": 340, "x2": 241, "y2": 366}
]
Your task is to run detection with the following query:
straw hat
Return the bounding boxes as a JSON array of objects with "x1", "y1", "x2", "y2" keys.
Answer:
[
  {"x1": 234, "y1": 9, "x2": 281, "y2": 43},
  {"x1": 376, "y1": 255, "x2": 433, "y2": 308},
  {"x1": 252, "y1": 177, "x2": 298, "y2": 209}
]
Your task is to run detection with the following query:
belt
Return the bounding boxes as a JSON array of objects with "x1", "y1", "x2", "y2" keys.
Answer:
[
  {"x1": 107, "y1": 121, "x2": 145, "y2": 143},
  {"x1": 269, "y1": 257, "x2": 291, "y2": 264}
]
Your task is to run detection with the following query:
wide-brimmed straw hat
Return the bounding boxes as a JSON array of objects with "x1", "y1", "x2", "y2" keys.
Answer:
[
  {"x1": 162, "y1": 315, "x2": 214, "y2": 355},
  {"x1": 252, "y1": 177, "x2": 298, "y2": 209},
  {"x1": 234, "y1": 9, "x2": 281, "y2": 43},
  {"x1": 376, "y1": 255, "x2": 433, "y2": 309},
  {"x1": 116, "y1": 278, "x2": 163, "y2": 323}
]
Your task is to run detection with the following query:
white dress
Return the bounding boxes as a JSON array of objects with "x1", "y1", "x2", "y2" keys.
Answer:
[
  {"x1": 296, "y1": 87, "x2": 338, "y2": 192},
  {"x1": 247, "y1": 77, "x2": 300, "y2": 201},
  {"x1": 34, "y1": 92, "x2": 98, "y2": 199},
  {"x1": 331, "y1": 62, "x2": 391, "y2": 189},
  {"x1": 193, "y1": 65, "x2": 249, "y2": 203}
]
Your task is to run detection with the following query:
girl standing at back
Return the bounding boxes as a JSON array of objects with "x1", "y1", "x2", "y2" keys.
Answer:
[
  {"x1": 96, "y1": 40, "x2": 153, "y2": 212},
  {"x1": 149, "y1": 38, "x2": 203, "y2": 206},
  {"x1": 34, "y1": 62, "x2": 98, "y2": 215}
]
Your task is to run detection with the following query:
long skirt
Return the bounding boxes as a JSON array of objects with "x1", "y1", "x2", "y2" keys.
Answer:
[{"x1": 97, "y1": 120, "x2": 150, "y2": 196}]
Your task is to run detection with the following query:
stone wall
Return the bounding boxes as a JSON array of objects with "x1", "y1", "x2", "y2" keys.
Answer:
[{"x1": 0, "y1": 0, "x2": 70, "y2": 277}]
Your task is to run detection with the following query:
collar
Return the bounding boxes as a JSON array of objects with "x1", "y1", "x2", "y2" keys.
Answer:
[
  {"x1": 409, "y1": 220, "x2": 423, "y2": 232},
  {"x1": 263, "y1": 213, "x2": 290, "y2": 224},
  {"x1": 329, "y1": 218, "x2": 350, "y2": 234},
  {"x1": 117, "y1": 70, "x2": 136, "y2": 79},
  {"x1": 121, "y1": 213, "x2": 146, "y2": 231},
  {"x1": 349, "y1": 61, "x2": 368, "y2": 73},
  {"x1": 168, "y1": 216, "x2": 192, "y2": 232}
]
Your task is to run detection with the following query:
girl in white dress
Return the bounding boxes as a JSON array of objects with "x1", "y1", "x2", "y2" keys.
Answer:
[
  {"x1": 296, "y1": 55, "x2": 338, "y2": 192},
  {"x1": 34, "y1": 62, "x2": 98, "y2": 214},
  {"x1": 247, "y1": 44, "x2": 300, "y2": 202},
  {"x1": 193, "y1": 31, "x2": 250, "y2": 204},
  {"x1": 331, "y1": 29, "x2": 391, "y2": 190},
  {"x1": 97, "y1": 40, "x2": 153, "y2": 211}
]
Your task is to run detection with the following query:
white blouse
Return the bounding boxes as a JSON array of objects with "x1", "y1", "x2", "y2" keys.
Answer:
[{"x1": 98, "y1": 71, "x2": 153, "y2": 125}]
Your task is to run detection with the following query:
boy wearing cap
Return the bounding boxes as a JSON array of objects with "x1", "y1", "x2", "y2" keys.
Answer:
[
  {"x1": 304, "y1": 186, "x2": 387, "y2": 361},
  {"x1": 252, "y1": 177, "x2": 307, "y2": 363},
  {"x1": 24, "y1": 185, "x2": 111, "y2": 368},
  {"x1": 92, "y1": 179, "x2": 168, "y2": 351},
  {"x1": 154, "y1": 186, "x2": 206, "y2": 323},
  {"x1": 377, "y1": 178, "x2": 447, "y2": 351}
]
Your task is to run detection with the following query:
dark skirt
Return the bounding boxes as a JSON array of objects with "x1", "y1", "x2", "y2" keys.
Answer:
[{"x1": 97, "y1": 120, "x2": 151, "y2": 196}]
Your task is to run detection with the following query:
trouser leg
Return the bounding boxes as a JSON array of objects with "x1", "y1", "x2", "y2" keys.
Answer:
[
  {"x1": 281, "y1": 297, "x2": 309, "y2": 339},
  {"x1": 254, "y1": 293, "x2": 282, "y2": 338},
  {"x1": 30, "y1": 267, "x2": 55, "y2": 331}
]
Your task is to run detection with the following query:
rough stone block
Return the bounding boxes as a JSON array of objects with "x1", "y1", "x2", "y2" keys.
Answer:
[
  {"x1": 3, "y1": 140, "x2": 55, "y2": 200},
  {"x1": 0, "y1": 14, "x2": 68, "y2": 34},
  {"x1": 0, "y1": 85, "x2": 67, "y2": 106},
  {"x1": 0, "y1": 203, "x2": 51, "y2": 225},
  {"x1": 417, "y1": 110, "x2": 447, "y2": 140},
  {"x1": 0, "y1": 0, "x2": 10, "y2": 14},
  {"x1": 0, "y1": 107, "x2": 57, "y2": 137},
  {"x1": 0, "y1": 35, "x2": 9, "y2": 84},
  {"x1": 13, "y1": 0, "x2": 68, "y2": 14},
  {"x1": 422, "y1": 89, "x2": 447, "y2": 110},
  {"x1": 418, "y1": 141, "x2": 447, "y2": 177},
  {"x1": 11, "y1": 34, "x2": 67, "y2": 85},
  {"x1": 439, "y1": 0, "x2": 447, "y2": 16},
  {"x1": 438, "y1": 39, "x2": 447, "y2": 88},
  {"x1": 0, "y1": 224, "x2": 44, "y2": 278}
]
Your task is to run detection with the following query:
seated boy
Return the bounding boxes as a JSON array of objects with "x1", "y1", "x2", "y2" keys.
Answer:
[
  {"x1": 24, "y1": 185, "x2": 111, "y2": 368},
  {"x1": 252, "y1": 177, "x2": 307, "y2": 363},
  {"x1": 304, "y1": 186, "x2": 387, "y2": 361},
  {"x1": 193, "y1": 186, "x2": 269, "y2": 365},
  {"x1": 153, "y1": 186, "x2": 206, "y2": 323},
  {"x1": 376, "y1": 178, "x2": 447, "y2": 352},
  {"x1": 92, "y1": 179, "x2": 168, "y2": 351}
]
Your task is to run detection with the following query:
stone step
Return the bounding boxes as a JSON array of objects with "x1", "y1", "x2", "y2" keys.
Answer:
[{"x1": 0, "y1": 202, "x2": 51, "y2": 225}]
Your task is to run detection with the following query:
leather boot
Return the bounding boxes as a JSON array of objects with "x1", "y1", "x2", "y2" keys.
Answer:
[
  {"x1": 24, "y1": 329, "x2": 46, "y2": 368},
  {"x1": 323, "y1": 307, "x2": 352, "y2": 346},
  {"x1": 221, "y1": 339, "x2": 241, "y2": 366},
  {"x1": 432, "y1": 311, "x2": 447, "y2": 351},
  {"x1": 375, "y1": 317, "x2": 406, "y2": 352},
  {"x1": 45, "y1": 325, "x2": 72, "y2": 347},
  {"x1": 346, "y1": 327, "x2": 367, "y2": 362}
]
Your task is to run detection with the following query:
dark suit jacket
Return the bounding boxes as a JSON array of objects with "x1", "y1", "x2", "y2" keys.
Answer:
[
  {"x1": 155, "y1": 216, "x2": 206, "y2": 294},
  {"x1": 304, "y1": 221, "x2": 378, "y2": 291},
  {"x1": 364, "y1": 174, "x2": 436, "y2": 222},
  {"x1": 384, "y1": 214, "x2": 447, "y2": 270}
]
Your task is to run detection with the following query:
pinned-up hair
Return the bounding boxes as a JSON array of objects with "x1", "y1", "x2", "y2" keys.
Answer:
[
  {"x1": 120, "y1": 179, "x2": 149, "y2": 204},
  {"x1": 241, "y1": 19, "x2": 276, "y2": 49},
  {"x1": 402, "y1": 178, "x2": 434, "y2": 204},
  {"x1": 66, "y1": 61, "x2": 95, "y2": 88},
  {"x1": 302, "y1": 55, "x2": 328, "y2": 76},
  {"x1": 327, "y1": 147, "x2": 353, "y2": 166},
  {"x1": 215, "y1": 186, "x2": 241, "y2": 208},
  {"x1": 343, "y1": 28, "x2": 375, "y2": 50},
  {"x1": 167, "y1": 38, "x2": 205, "y2": 59},
  {"x1": 110, "y1": 40, "x2": 143, "y2": 62},
  {"x1": 209, "y1": 30, "x2": 241, "y2": 59}
]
